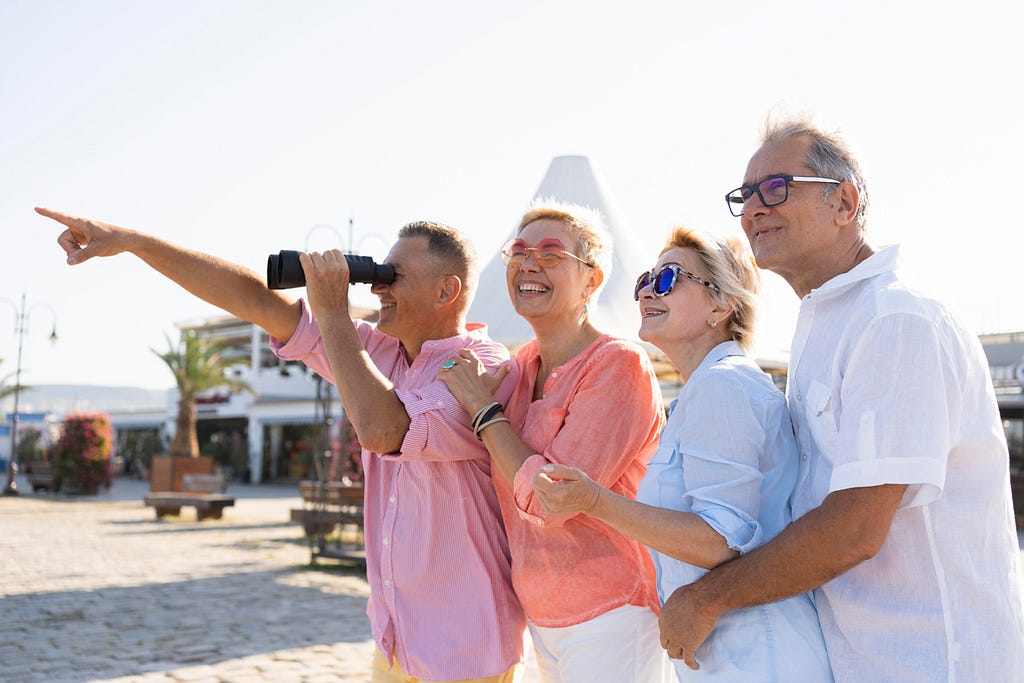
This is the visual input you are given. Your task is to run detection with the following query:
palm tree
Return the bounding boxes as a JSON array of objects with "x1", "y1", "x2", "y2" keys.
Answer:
[
  {"x1": 152, "y1": 332, "x2": 253, "y2": 458},
  {"x1": 0, "y1": 357, "x2": 24, "y2": 401}
]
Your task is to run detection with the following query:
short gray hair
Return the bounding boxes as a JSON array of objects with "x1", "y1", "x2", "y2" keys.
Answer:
[
  {"x1": 762, "y1": 115, "x2": 869, "y2": 229},
  {"x1": 398, "y1": 220, "x2": 478, "y2": 304}
]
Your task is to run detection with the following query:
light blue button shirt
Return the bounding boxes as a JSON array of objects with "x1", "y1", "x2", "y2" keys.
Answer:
[{"x1": 637, "y1": 342, "x2": 832, "y2": 682}]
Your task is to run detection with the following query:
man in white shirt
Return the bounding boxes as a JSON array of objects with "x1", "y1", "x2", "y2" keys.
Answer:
[{"x1": 658, "y1": 116, "x2": 1024, "y2": 682}]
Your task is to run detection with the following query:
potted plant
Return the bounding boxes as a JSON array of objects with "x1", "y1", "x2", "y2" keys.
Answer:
[
  {"x1": 52, "y1": 413, "x2": 113, "y2": 494},
  {"x1": 149, "y1": 331, "x2": 253, "y2": 491}
]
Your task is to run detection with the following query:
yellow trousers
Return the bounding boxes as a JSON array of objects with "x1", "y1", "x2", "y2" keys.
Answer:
[{"x1": 371, "y1": 648, "x2": 520, "y2": 683}]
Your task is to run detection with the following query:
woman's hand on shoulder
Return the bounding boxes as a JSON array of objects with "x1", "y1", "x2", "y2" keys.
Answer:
[{"x1": 437, "y1": 349, "x2": 511, "y2": 412}]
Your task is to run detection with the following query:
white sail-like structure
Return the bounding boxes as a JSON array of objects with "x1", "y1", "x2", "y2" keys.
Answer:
[{"x1": 468, "y1": 155, "x2": 647, "y2": 346}]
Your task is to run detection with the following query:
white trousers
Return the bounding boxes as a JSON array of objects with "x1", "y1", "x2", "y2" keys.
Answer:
[{"x1": 528, "y1": 604, "x2": 673, "y2": 683}]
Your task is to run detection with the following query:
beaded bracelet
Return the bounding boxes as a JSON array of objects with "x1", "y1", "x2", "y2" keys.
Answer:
[{"x1": 475, "y1": 416, "x2": 510, "y2": 440}]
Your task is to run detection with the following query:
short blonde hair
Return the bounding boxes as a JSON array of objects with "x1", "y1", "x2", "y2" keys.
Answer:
[
  {"x1": 663, "y1": 226, "x2": 760, "y2": 352},
  {"x1": 517, "y1": 198, "x2": 613, "y2": 298}
]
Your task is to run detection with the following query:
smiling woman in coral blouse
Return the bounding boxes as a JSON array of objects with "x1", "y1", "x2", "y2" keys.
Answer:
[
  {"x1": 437, "y1": 200, "x2": 671, "y2": 683},
  {"x1": 531, "y1": 227, "x2": 833, "y2": 682}
]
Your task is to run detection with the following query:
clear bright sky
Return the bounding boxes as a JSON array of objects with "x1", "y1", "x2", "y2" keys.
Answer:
[{"x1": 2, "y1": 0, "x2": 1021, "y2": 390}]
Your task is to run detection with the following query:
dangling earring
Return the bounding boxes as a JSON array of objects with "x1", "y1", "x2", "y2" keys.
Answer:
[{"x1": 583, "y1": 301, "x2": 590, "y2": 315}]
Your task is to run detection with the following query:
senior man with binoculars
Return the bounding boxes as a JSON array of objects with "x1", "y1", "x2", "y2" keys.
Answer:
[{"x1": 35, "y1": 207, "x2": 528, "y2": 683}]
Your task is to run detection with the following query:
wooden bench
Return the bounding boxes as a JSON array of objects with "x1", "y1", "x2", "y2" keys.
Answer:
[
  {"x1": 291, "y1": 481, "x2": 365, "y2": 535},
  {"x1": 292, "y1": 480, "x2": 365, "y2": 564},
  {"x1": 289, "y1": 506, "x2": 364, "y2": 535},
  {"x1": 28, "y1": 462, "x2": 55, "y2": 492},
  {"x1": 144, "y1": 472, "x2": 235, "y2": 521}
]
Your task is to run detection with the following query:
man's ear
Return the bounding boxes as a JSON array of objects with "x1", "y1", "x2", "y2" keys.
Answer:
[
  {"x1": 437, "y1": 274, "x2": 463, "y2": 306},
  {"x1": 834, "y1": 181, "x2": 860, "y2": 228}
]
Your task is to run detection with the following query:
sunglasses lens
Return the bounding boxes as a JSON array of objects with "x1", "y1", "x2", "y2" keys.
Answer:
[
  {"x1": 653, "y1": 267, "x2": 677, "y2": 296},
  {"x1": 536, "y1": 240, "x2": 567, "y2": 268},
  {"x1": 634, "y1": 272, "x2": 651, "y2": 300},
  {"x1": 501, "y1": 240, "x2": 527, "y2": 266}
]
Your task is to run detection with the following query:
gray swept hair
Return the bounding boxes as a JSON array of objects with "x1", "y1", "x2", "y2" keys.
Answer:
[{"x1": 762, "y1": 115, "x2": 869, "y2": 229}]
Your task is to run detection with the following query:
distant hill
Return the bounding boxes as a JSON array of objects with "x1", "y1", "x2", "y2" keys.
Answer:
[{"x1": 0, "y1": 384, "x2": 169, "y2": 415}]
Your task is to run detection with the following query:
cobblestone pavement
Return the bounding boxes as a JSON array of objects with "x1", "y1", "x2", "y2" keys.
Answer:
[
  {"x1": 0, "y1": 477, "x2": 541, "y2": 683},
  {"x1": 4, "y1": 477, "x2": 1022, "y2": 683}
]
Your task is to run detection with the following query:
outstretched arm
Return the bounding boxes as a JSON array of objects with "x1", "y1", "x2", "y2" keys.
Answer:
[{"x1": 37, "y1": 207, "x2": 301, "y2": 341}]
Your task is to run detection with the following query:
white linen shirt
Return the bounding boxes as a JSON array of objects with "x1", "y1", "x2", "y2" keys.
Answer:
[
  {"x1": 787, "y1": 245, "x2": 1024, "y2": 683},
  {"x1": 637, "y1": 342, "x2": 832, "y2": 682}
]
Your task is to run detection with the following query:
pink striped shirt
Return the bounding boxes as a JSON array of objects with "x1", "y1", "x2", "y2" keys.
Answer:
[
  {"x1": 501, "y1": 334, "x2": 664, "y2": 627},
  {"x1": 271, "y1": 300, "x2": 525, "y2": 680}
]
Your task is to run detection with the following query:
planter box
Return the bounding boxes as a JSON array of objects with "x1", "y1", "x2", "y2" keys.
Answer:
[{"x1": 150, "y1": 455, "x2": 215, "y2": 492}]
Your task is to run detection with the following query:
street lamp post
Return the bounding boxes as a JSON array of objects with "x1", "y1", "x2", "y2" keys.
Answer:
[
  {"x1": 3, "y1": 292, "x2": 58, "y2": 495},
  {"x1": 303, "y1": 216, "x2": 357, "y2": 254}
]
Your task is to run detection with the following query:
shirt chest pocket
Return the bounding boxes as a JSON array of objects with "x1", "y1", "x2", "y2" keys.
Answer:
[
  {"x1": 522, "y1": 405, "x2": 567, "y2": 454},
  {"x1": 644, "y1": 444, "x2": 686, "y2": 512},
  {"x1": 805, "y1": 380, "x2": 839, "y2": 456}
]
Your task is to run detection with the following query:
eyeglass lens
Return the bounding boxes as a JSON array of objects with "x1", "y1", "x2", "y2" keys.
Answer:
[
  {"x1": 502, "y1": 239, "x2": 569, "y2": 268},
  {"x1": 729, "y1": 177, "x2": 789, "y2": 212}
]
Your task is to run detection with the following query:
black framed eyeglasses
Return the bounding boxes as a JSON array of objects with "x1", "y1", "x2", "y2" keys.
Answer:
[
  {"x1": 634, "y1": 265, "x2": 720, "y2": 300},
  {"x1": 725, "y1": 174, "x2": 842, "y2": 217}
]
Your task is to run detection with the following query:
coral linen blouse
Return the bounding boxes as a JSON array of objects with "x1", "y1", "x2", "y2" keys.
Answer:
[{"x1": 500, "y1": 334, "x2": 665, "y2": 627}]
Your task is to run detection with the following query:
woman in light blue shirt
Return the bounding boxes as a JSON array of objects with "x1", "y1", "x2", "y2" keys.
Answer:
[{"x1": 533, "y1": 226, "x2": 832, "y2": 682}]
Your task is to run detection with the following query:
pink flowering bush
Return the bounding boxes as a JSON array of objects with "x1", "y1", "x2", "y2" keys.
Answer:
[{"x1": 53, "y1": 413, "x2": 113, "y2": 494}]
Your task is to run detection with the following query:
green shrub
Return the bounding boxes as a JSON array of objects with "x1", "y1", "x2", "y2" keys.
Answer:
[{"x1": 16, "y1": 426, "x2": 46, "y2": 464}]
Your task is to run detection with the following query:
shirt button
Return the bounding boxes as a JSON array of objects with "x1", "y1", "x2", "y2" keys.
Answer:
[
  {"x1": 551, "y1": 371, "x2": 558, "y2": 378},
  {"x1": 384, "y1": 579, "x2": 391, "y2": 587},
  {"x1": 801, "y1": 455, "x2": 808, "y2": 461},
  {"x1": 436, "y1": 400, "x2": 443, "y2": 407},
  {"x1": 383, "y1": 537, "x2": 389, "y2": 546},
  {"x1": 536, "y1": 519, "x2": 544, "y2": 527},
  {"x1": 389, "y1": 495, "x2": 396, "y2": 503}
]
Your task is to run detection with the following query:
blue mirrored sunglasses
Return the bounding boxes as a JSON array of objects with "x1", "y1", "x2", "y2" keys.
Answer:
[{"x1": 634, "y1": 265, "x2": 720, "y2": 300}]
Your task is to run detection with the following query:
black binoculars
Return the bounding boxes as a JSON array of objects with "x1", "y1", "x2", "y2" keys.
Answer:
[{"x1": 266, "y1": 250, "x2": 396, "y2": 290}]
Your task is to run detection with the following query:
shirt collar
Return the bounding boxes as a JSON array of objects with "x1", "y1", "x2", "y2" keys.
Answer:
[
  {"x1": 810, "y1": 244, "x2": 900, "y2": 298},
  {"x1": 414, "y1": 325, "x2": 492, "y2": 366},
  {"x1": 691, "y1": 340, "x2": 746, "y2": 381}
]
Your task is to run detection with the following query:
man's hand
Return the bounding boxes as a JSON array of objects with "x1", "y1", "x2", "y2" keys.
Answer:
[
  {"x1": 659, "y1": 583, "x2": 721, "y2": 670},
  {"x1": 531, "y1": 464, "x2": 602, "y2": 517},
  {"x1": 300, "y1": 250, "x2": 352, "y2": 320},
  {"x1": 36, "y1": 207, "x2": 136, "y2": 265}
]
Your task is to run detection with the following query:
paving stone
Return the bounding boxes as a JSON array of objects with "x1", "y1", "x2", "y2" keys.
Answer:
[{"x1": 0, "y1": 478, "x2": 543, "y2": 682}]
